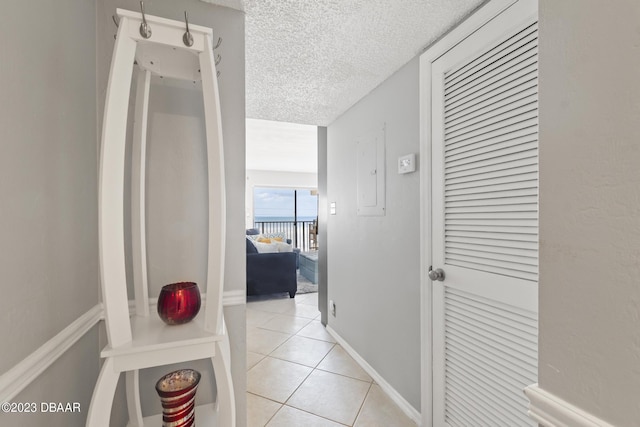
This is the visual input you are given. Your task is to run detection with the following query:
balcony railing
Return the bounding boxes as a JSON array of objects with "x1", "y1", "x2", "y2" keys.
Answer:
[{"x1": 253, "y1": 220, "x2": 317, "y2": 252}]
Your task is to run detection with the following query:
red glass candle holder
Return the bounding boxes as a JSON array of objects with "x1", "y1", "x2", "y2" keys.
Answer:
[
  {"x1": 157, "y1": 282, "x2": 201, "y2": 325},
  {"x1": 156, "y1": 369, "x2": 201, "y2": 427}
]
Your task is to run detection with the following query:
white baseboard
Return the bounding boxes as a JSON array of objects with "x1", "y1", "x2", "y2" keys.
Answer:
[
  {"x1": 524, "y1": 384, "x2": 615, "y2": 427},
  {"x1": 0, "y1": 303, "x2": 104, "y2": 402},
  {"x1": 326, "y1": 325, "x2": 422, "y2": 425}
]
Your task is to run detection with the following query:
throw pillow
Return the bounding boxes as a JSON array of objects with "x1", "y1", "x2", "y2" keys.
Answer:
[
  {"x1": 253, "y1": 241, "x2": 279, "y2": 253},
  {"x1": 248, "y1": 232, "x2": 287, "y2": 242},
  {"x1": 273, "y1": 241, "x2": 293, "y2": 252},
  {"x1": 263, "y1": 232, "x2": 287, "y2": 241}
]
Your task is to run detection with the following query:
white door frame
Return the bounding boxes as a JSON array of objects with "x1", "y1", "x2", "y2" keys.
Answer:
[{"x1": 418, "y1": 1, "x2": 519, "y2": 425}]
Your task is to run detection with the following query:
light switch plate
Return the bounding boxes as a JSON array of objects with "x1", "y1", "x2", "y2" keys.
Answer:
[{"x1": 398, "y1": 153, "x2": 416, "y2": 174}]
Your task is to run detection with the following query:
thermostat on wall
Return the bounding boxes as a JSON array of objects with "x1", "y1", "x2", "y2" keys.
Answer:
[{"x1": 398, "y1": 154, "x2": 416, "y2": 174}]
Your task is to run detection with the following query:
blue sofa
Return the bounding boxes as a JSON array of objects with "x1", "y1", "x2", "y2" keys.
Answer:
[{"x1": 246, "y1": 237, "x2": 297, "y2": 298}]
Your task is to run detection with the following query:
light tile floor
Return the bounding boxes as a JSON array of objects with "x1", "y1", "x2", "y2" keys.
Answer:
[{"x1": 247, "y1": 292, "x2": 417, "y2": 427}]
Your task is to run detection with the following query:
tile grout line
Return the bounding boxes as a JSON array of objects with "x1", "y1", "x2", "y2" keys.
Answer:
[
  {"x1": 273, "y1": 316, "x2": 368, "y2": 426},
  {"x1": 279, "y1": 343, "x2": 350, "y2": 427},
  {"x1": 251, "y1": 293, "x2": 358, "y2": 426},
  {"x1": 352, "y1": 381, "x2": 374, "y2": 427},
  {"x1": 264, "y1": 308, "x2": 339, "y2": 426},
  {"x1": 250, "y1": 297, "x2": 402, "y2": 425},
  {"x1": 280, "y1": 404, "x2": 351, "y2": 427},
  {"x1": 313, "y1": 366, "x2": 373, "y2": 384}
]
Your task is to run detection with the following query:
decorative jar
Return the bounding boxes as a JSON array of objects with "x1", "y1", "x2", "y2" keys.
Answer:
[
  {"x1": 157, "y1": 282, "x2": 201, "y2": 325},
  {"x1": 156, "y1": 369, "x2": 201, "y2": 427}
]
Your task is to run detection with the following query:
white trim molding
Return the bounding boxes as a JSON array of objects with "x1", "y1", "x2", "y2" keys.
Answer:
[
  {"x1": 222, "y1": 290, "x2": 247, "y2": 307},
  {"x1": 326, "y1": 325, "x2": 421, "y2": 425},
  {"x1": 524, "y1": 384, "x2": 616, "y2": 427},
  {"x1": 0, "y1": 304, "x2": 104, "y2": 402}
]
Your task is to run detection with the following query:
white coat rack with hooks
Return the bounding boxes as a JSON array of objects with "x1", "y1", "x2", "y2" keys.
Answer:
[{"x1": 86, "y1": 4, "x2": 235, "y2": 426}]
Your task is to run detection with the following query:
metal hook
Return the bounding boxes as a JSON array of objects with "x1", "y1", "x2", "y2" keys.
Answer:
[
  {"x1": 213, "y1": 37, "x2": 223, "y2": 50},
  {"x1": 139, "y1": 1, "x2": 152, "y2": 39},
  {"x1": 183, "y1": 11, "x2": 194, "y2": 47},
  {"x1": 215, "y1": 54, "x2": 222, "y2": 66},
  {"x1": 112, "y1": 15, "x2": 119, "y2": 39}
]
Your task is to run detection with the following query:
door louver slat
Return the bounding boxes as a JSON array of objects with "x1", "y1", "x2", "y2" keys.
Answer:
[
  {"x1": 444, "y1": 116, "x2": 537, "y2": 148},
  {"x1": 445, "y1": 196, "x2": 537, "y2": 209},
  {"x1": 445, "y1": 171, "x2": 538, "y2": 191},
  {"x1": 443, "y1": 19, "x2": 538, "y2": 281},
  {"x1": 446, "y1": 247, "x2": 538, "y2": 268},
  {"x1": 447, "y1": 234, "x2": 538, "y2": 250},
  {"x1": 447, "y1": 327, "x2": 536, "y2": 382},
  {"x1": 447, "y1": 374, "x2": 525, "y2": 426},
  {"x1": 447, "y1": 365, "x2": 534, "y2": 426},
  {"x1": 444, "y1": 22, "x2": 538, "y2": 89},
  {"x1": 446, "y1": 149, "x2": 536, "y2": 175},
  {"x1": 445, "y1": 81, "x2": 537, "y2": 126},
  {"x1": 447, "y1": 361, "x2": 533, "y2": 423},
  {"x1": 446, "y1": 164, "x2": 537, "y2": 186},
  {"x1": 446, "y1": 208, "x2": 536, "y2": 218},
  {"x1": 445, "y1": 76, "x2": 538, "y2": 124},
  {"x1": 445, "y1": 186, "x2": 537, "y2": 202},
  {"x1": 447, "y1": 308, "x2": 538, "y2": 353},
  {"x1": 446, "y1": 391, "x2": 499, "y2": 427},
  {"x1": 445, "y1": 94, "x2": 537, "y2": 136},
  {"x1": 446, "y1": 229, "x2": 537, "y2": 243},
  {"x1": 444, "y1": 288, "x2": 537, "y2": 426},
  {"x1": 447, "y1": 241, "x2": 537, "y2": 258},
  {"x1": 446, "y1": 128, "x2": 537, "y2": 161},
  {"x1": 445, "y1": 51, "x2": 537, "y2": 108},
  {"x1": 448, "y1": 291, "x2": 538, "y2": 332},
  {"x1": 446, "y1": 261, "x2": 537, "y2": 283},
  {"x1": 445, "y1": 67, "x2": 537, "y2": 114}
]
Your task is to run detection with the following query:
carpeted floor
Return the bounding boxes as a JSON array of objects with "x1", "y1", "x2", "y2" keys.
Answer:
[{"x1": 296, "y1": 270, "x2": 318, "y2": 294}]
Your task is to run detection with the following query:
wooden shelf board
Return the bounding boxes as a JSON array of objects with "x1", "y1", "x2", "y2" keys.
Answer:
[
  {"x1": 126, "y1": 403, "x2": 218, "y2": 427},
  {"x1": 102, "y1": 314, "x2": 222, "y2": 358}
]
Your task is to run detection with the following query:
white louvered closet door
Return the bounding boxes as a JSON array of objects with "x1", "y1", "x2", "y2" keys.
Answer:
[{"x1": 431, "y1": 1, "x2": 538, "y2": 426}]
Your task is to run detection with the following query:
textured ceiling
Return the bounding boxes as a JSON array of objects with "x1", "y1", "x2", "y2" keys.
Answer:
[{"x1": 203, "y1": 0, "x2": 485, "y2": 125}]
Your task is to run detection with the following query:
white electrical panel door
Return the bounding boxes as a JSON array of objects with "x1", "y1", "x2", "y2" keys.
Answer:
[{"x1": 356, "y1": 125, "x2": 385, "y2": 216}]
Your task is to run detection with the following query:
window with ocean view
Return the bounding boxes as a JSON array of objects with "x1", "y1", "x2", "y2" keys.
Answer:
[{"x1": 253, "y1": 187, "x2": 318, "y2": 250}]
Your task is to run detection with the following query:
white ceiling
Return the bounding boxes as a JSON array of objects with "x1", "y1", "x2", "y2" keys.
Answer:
[
  {"x1": 202, "y1": 0, "x2": 485, "y2": 126},
  {"x1": 245, "y1": 119, "x2": 317, "y2": 173}
]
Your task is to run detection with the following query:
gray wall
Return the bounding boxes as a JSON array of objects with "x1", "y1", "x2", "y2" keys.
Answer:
[
  {"x1": 96, "y1": 1, "x2": 247, "y2": 425},
  {"x1": 538, "y1": 1, "x2": 640, "y2": 425},
  {"x1": 326, "y1": 58, "x2": 421, "y2": 411},
  {"x1": 0, "y1": 0, "x2": 99, "y2": 425},
  {"x1": 317, "y1": 127, "x2": 328, "y2": 325}
]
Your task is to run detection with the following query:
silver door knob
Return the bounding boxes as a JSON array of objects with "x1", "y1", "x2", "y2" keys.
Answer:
[{"x1": 428, "y1": 268, "x2": 445, "y2": 281}]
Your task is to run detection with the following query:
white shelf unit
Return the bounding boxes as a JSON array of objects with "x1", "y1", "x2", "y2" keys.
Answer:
[
  {"x1": 127, "y1": 403, "x2": 218, "y2": 427},
  {"x1": 87, "y1": 9, "x2": 234, "y2": 427}
]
